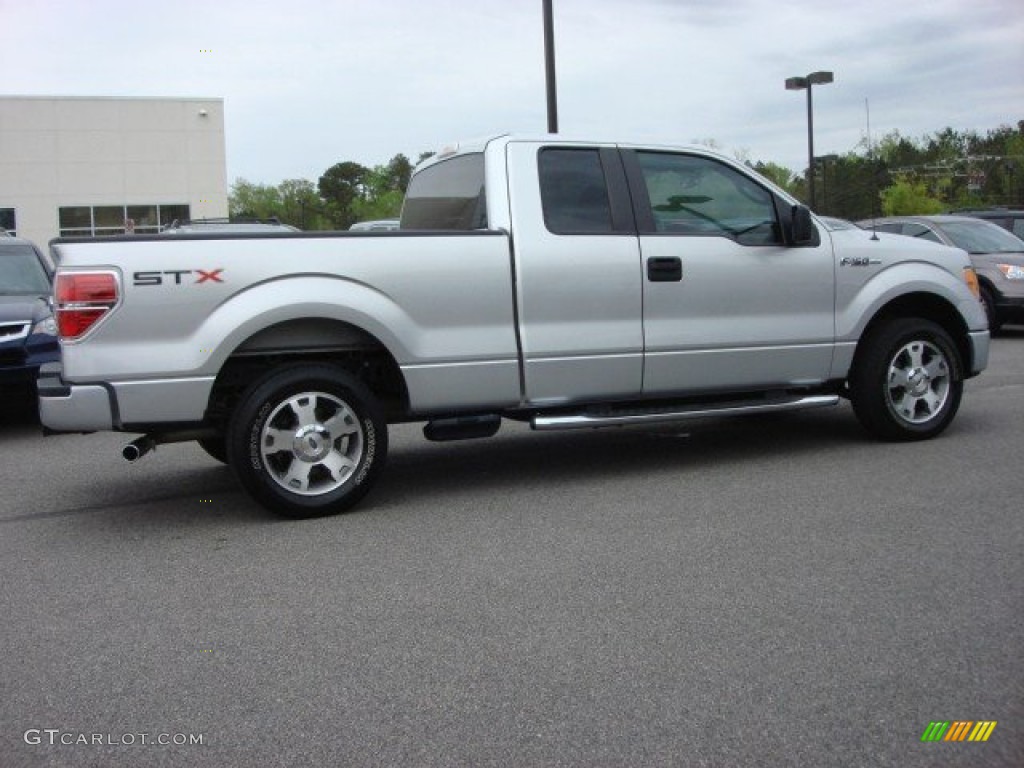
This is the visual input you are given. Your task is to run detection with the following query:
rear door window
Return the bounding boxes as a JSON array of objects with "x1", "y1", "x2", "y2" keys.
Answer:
[{"x1": 538, "y1": 148, "x2": 614, "y2": 234}]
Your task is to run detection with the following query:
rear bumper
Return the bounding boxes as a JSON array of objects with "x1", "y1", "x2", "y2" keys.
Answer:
[
  {"x1": 37, "y1": 363, "x2": 216, "y2": 433},
  {"x1": 37, "y1": 363, "x2": 114, "y2": 431}
]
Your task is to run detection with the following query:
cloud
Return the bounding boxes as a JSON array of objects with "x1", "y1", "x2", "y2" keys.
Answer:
[{"x1": 3, "y1": 0, "x2": 1022, "y2": 181}]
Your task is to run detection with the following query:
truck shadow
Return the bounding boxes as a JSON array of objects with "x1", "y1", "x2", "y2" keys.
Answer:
[
  {"x1": 21, "y1": 401, "x2": 993, "y2": 529},
  {"x1": 13, "y1": 408, "x2": 865, "y2": 529},
  {"x1": 371, "y1": 407, "x2": 869, "y2": 511}
]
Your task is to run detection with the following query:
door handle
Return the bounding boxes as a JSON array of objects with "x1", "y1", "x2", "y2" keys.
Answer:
[{"x1": 647, "y1": 257, "x2": 682, "y2": 282}]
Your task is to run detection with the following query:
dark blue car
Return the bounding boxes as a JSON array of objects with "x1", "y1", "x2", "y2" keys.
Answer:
[{"x1": 0, "y1": 236, "x2": 60, "y2": 393}]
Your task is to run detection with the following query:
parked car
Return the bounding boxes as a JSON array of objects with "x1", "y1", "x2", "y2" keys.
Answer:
[
  {"x1": 161, "y1": 218, "x2": 300, "y2": 234},
  {"x1": 818, "y1": 216, "x2": 861, "y2": 231},
  {"x1": 349, "y1": 219, "x2": 400, "y2": 232},
  {"x1": 951, "y1": 208, "x2": 1024, "y2": 239},
  {"x1": 857, "y1": 215, "x2": 1024, "y2": 331},
  {"x1": 0, "y1": 236, "x2": 59, "y2": 394}
]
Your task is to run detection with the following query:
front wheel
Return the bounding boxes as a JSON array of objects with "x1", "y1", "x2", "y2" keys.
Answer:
[
  {"x1": 980, "y1": 286, "x2": 1002, "y2": 334},
  {"x1": 227, "y1": 365, "x2": 388, "y2": 518},
  {"x1": 849, "y1": 318, "x2": 963, "y2": 442}
]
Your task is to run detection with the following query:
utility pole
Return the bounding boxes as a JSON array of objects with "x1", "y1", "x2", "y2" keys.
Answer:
[
  {"x1": 785, "y1": 71, "x2": 834, "y2": 209},
  {"x1": 543, "y1": 0, "x2": 558, "y2": 133}
]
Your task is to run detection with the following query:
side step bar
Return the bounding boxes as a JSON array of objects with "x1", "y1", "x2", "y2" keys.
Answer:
[{"x1": 530, "y1": 394, "x2": 839, "y2": 431}]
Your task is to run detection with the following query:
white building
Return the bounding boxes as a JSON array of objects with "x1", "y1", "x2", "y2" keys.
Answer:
[{"x1": 0, "y1": 96, "x2": 228, "y2": 246}]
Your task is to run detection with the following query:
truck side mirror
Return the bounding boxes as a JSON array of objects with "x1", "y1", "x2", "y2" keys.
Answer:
[
  {"x1": 790, "y1": 205, "x2": 814, "y2": 245},
  {"x1": 782, "y1": 204, "x2": 819, "y2": 246}
]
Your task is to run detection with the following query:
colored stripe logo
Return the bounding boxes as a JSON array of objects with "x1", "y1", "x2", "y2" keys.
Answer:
[{"x1": 921, "y1": 721, "x2": 997, "y2": 742}]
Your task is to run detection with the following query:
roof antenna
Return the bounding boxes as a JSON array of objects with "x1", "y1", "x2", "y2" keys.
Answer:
[{"x1": 866, "y1": 98, "x2": 880, "y2": 240}]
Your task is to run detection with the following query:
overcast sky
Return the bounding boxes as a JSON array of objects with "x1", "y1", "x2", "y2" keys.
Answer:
[{"x1": 4, "y1": 0, "x2": 1023, "y2": 185}]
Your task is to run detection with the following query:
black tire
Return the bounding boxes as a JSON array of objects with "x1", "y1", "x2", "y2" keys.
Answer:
[
  {"x1": 227, "y1": 364, "x2": 388, "y2": 518},
  {"x1": 197, "y1": 437, "x2": 229, "y2": 464},
  {"x1": 980, "y1": 286, "x2": 1002, "y2": 334},
  {"x1": 849, "y1": 318, "x2": 963, "y2": 442}
]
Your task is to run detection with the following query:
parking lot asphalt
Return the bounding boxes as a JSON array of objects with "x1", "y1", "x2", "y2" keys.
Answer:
[{"x1": 1, "y1": 332, "x2": 1022, "y2": 767}]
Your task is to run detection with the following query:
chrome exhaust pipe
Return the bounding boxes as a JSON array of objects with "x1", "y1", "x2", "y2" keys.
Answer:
[
  {"x1": 120, "y1": 428, "x2": 219, "y2": 462},
  {"x1": 122, "y1": 435, "x2": 156, "y2": 462}
]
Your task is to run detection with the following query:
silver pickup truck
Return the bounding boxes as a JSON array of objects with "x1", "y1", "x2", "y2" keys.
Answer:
[{"x1": 40, "y1": 135, "x2": 989, "y2": 517}]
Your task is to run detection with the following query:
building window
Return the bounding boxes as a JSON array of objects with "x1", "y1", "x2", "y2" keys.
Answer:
[
  {"x1": 159, "y1": 204, "x2": 190, "y2": 229},
  {"x1": 1, "y1": 208, "x2": 17, "y2": 236},
  {"x1": 58, "y1": 204, "x2": 190, "y2": 237},
  {"x1": 58, "y1": 206, "x2": 92, "y2": 237}
]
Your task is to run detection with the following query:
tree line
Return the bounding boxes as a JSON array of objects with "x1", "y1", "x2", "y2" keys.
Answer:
[
  {"x1": 230, "y1": 152, "x2": 430, "y2": 230},
  {"x1": 755, "y1": 121, "x2": 1024, "y2": 220},
  {"x1": 230, "y1": 121, "x2": 1023, "y2": 229}
]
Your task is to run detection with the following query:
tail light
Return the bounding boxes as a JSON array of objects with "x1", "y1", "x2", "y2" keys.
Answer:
[{"x1": 55, "y1": 271, "x2": 120, "y2": 340}]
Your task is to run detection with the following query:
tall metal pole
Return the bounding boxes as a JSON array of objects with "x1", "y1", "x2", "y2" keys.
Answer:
[
  {"x1": 543, "y1": 0, "x2": 558, "y2": 133},
  {"x1": 786, "y1": 71, "x2": 832, "y2": 210},
  {"x1": 806, "y1": 85, "x2": 815, "y2": 209}
]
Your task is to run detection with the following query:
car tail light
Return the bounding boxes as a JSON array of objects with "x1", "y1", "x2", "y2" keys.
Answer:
[{"x1": 55, "y1": 271, "x2": 120, "y2": 340}]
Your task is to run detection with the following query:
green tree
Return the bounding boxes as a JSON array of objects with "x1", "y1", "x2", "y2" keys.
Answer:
[
  {"x1": 351, "y1": 165, "x2": 404, "y2": 222},
  {"x1": 318, "y1": 162, "x2": 369, "y2": 229},
  {"x1": 278, "y1": 179, "x2": 333, "y2": 230},
  {"x1": 229, "y1": 179, "x2": 282, "y2": 220},
  {"x1": 384, "y1": 154, "x2": 414, "y2": 193},
  {"x1": 751, "y1": 161, "x2": 798, "y2": 193},
  {"x1": 229, "y1": 178, "x2": 333, "y2": 230},
  {"x1": 880, "y1": 179, "x2": 945, "y2": 216}
]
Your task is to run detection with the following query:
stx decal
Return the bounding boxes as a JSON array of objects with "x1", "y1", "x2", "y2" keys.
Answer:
[{"x1": 133, "y1": 270, "x2": 224, "y2": 286}]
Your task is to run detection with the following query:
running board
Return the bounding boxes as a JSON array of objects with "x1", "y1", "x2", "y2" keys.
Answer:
[{"x1": 530, "y1": 394, "x2": 840, "y2": 431}]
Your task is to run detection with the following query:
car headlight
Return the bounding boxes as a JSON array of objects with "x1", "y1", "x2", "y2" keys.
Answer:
[
  {"x1": 31, "y1": 316, "x2": 58, "y2": 336},
  {"x1": 998, "y1": 264, "x2": 1024, "y2": 280}
]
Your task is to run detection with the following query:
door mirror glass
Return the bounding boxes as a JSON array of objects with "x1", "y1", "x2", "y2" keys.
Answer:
[{"x1": 790, "y1": 205, "x2": 815, "y2": 245}]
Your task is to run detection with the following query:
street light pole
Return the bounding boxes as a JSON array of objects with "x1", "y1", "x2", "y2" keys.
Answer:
[
  {"x1": 785, "y1": 71, "x2": 834, "y2": 209},
  {"x1": 543, "y1": 0, "x2": 558, "y2": 133}
]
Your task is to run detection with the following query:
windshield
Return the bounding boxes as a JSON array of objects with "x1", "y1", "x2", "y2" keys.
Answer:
[
  {"x1": 939, "y1": 221, "x2": 1024, "y2": 254},
  {"x1": 0, "y1": 244, "x2": 51, "y2": 295}
]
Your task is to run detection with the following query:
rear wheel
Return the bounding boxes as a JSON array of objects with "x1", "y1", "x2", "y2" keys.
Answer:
[
  {"x1": 849, "y1": 318, "x2": 963, "y2": 441},
  {"x1": 227, "y1": 364, "x2": 388, "y2": 518}
]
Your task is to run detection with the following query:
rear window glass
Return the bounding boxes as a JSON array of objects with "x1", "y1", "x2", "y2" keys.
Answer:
[
  {"x1": 401, "y1": 153, "x2": 487, "y2": 230},
  {"x1": 538, "y1": 148, "x2": 613, "y2": 234}
]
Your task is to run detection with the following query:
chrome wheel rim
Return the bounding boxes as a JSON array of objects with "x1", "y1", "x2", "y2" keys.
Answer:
[
  {"x1": 260, "y1": 391, "x2": 363, "y2": 496},
  {"x1": 886, "y1": 340, "x2": 950, "y2": 425}
]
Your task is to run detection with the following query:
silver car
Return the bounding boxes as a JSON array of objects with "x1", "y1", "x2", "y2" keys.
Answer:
[
  {"x1": 161, "y1": 218, "x2": 299, "y2": 234},
  {"x1": 859, "y1": 215, "x2": 1024, "y2": 331}
]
